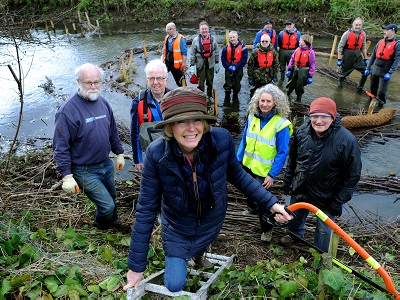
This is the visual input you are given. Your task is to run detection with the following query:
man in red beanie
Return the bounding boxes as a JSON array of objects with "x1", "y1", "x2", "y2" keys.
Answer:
[{"x1": 280, "y1": 97, "x2": 362, "y2": 252}]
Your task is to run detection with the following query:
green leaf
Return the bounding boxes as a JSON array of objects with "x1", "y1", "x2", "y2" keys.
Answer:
[
  {"x1": 101, "y1": 247, "x2": 113, "y2": 262},
  {"x1": 55, "y1": 228, "x2": 65, "y2": 239},
  {"x1": 279, "y1": 280, "x2": 298, "y2": 297},
  {"x1": 30, "y1": 232, "x2": 38, "y2": 241},
  {"x1": 105, "y1": 234, "x2": 117, "y2": 242},
  {"x1": 99, "y1": 275, "x2": 120, "y2": 291},
  {"x1": 384, "y1": 252, "x2": 395, "y2": 261},
  {"x1": 87, "y1": 242, "x2": 96, "y2": 253},
  {"x1": 65, "y1": 228, "x2": 76, "y2": 239},
  {"x1": 44, "y1": 276, "x2": 60, "y2": 293},
  {"x1": 52, "y1": 284, "x2": 69, "y2": 297},
  {"x1": 125, "y1": 180, "x2": 133, "y2": 185},
  {"x1": 118, "y1": 236, "x2": 131, "y2": 247},
  {"x1": 87, "y1": 285, "x2": 101, "y2": 294},
  {"x1": 68, "y1": 289, "x2": 81, "y2": 300},
  {"x1": 0, "y1": 279, "x2": 12, "y2": 297},
  {"x1": 349, "y1": 246, "x2": 356, "y2": 256},
  {"x1": 56, "y1": 264, "x2": 70, "y2": 277},
  {"x1": 322, "y1": 267, "x2": 345, "y2": 291},
  {"x1": 69, "y1": 284, "x2": 89, "y2": 296}
]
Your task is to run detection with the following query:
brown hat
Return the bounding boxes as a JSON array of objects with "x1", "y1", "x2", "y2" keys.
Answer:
[
  {"x1": 309, "y1": 97, "x2": 337, "y2": 119},
  {"x1": 301, "y1": 34, "x2": 312, "y2": 45},
  {"x1": 154, "y1": 87, "x2": 218, "y2": 128}
]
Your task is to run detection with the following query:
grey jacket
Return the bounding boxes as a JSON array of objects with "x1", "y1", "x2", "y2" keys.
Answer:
[{"x1": 190, "y1": 34, "x2": 219, "y2": 69}]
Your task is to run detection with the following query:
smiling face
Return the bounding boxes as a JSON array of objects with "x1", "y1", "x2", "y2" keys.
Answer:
[
  {"x1": 200, "y1": 24, "x2": 209, "y2": 39},
  {"x1": 146, "y1": 68, "x2": 168, "y2": 99},
  {"x1": 77, "y1": 64, "x2": 102, "y2": 101},
  {"x1": 171, "y1": 119, "x2": 205, "y2": 154},
  {"x1": 310, "y1": 115, "x2": 334, "y2": 136},
  {"x1": 258, "y1": 92, "x2": 275, "y2": 115},
  {"x1": 229, "y1": 32, "x2": 239, "y2": 45}
]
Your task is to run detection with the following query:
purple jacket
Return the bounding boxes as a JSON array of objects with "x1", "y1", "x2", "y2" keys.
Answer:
[{"x1": 287, "y1": 45, "x2": 316, "y2": 77}]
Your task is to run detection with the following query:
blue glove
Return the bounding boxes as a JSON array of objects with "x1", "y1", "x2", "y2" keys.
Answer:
[
  {"x1": 272, "y1": 77, "x2": 277, "y2": 83},
  {"x1": 364, "y1": 69, "x2": 371, "y2": 76},
  {"x1": 229, "y1": 65, "x2": 236, "y2": 72},
  {"x1": 214, "y1": 64, "x2": 220, "y2": 74},
  {"x1": 286, "y1": 70, "x2": 292, "y2": 78},
  {"x1": 307, "y1": 77, "x2": 313, "y2": 84},
  {"x1": 249, "y1": 80, "x2": 254, "y2": 85},
  {"x1": 337, "y1": 59, "x2": 342, "y2": 67},
  {"x1": 364, "y1": 59, "x2": 369, "y2": 66},
  {"x1": 383, "y1": 73, "x2": 391, "y2": 81}
]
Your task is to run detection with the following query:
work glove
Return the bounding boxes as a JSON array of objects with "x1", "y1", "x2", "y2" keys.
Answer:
[
  {"x1": 272, "y1": 77, "x2": 278, "y2": 83},
  {"x1": 214, "y1": 64, "x2": 220, "y2": 74},
  {"x1": 189, "y1": 65, "x2": 196, "y2": 75},
  {"x1": 62, "y1": 174, "x2": 80, "y2": 193},
  {"x1": 307, "y1": 77, "x2": 313, "y2": 85},
  {"x1": 383, "y1": 73, "x2": 392, "y2": 81},
  {"x1": 229, "y1": 65, "x2": 236, "y2": 72},
  {"x1": 249, "y1": 80, "x2": 254, "y2": 86},
  {"x1": 116, "y1": 154, "x2": 125, "y2": 171},
  {"x1": 364, "y1": 69, "x2": 371, "y2": 76},
  {"x1": 285, "y1": 70, "x2": 292, "y2": 78},
  {"x1": 364, "y1": 59, "x2": 369, "y2": 66},
  {"x1": 336, "y1": 59, "x2": 342, "y2": 67}
]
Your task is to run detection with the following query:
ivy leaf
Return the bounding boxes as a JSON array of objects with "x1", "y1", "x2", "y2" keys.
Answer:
[
  {"x1": 125, "y1": 180, "x2": 133, "y2": 185},
  {"x1": 0, "y1": 278, "x2": 12, "y2": 297},
  {"x1": 384, "y1": 253, "x2": 395, "y2": 261},
  {"x1": 279, "y1": 280, "x2": 298, "y2": 297},
  {"x1": 55, "y1": 228, "x2": 65, "y2": 239},
  {"x1": 101, "y1": 247, "x2": 113, "y2": 262},
  {"x1": 44, "y1": 276, "x2": 60, "y2": 293},
  {"x1": 87, "y1": 285, "x2": 101, "y2": 294},
  {"x1": 55, "y1": 265, "x2": 70, "y2": 277},
  {"x1": 65, "y1": 228, "x2": 76, "y2": 239},
  {"x1": 118, "y1": 236, "x2": 131, "y2": 247},
  {"x1": 99, "y1": 275, "x2": 120, "y2": 291},
  {"x1": 349, "y1": 246, "x2": 356, "y2": 256},
  {"x1": 322, "y1": 267, "x2": 345, "y2": 291},
  {"x1": 52, "y1": 284, "x2": 69, "y2": 297}
]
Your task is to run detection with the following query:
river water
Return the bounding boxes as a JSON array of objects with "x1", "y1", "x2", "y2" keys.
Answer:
[{"x1": 1, "y1": 22, "x2": 399, "y2": 219}]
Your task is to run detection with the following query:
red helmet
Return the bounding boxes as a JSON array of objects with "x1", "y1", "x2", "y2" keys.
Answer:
[{"x1": 189, "y1": 74, "x2": 199, "y2": 84}]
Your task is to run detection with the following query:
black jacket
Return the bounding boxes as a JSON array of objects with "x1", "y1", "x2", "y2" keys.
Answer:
[{"x1": 283, "y1": 115, "x2": 362, "y2": 215}]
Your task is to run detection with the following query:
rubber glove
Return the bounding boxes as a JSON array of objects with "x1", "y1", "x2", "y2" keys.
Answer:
[
  {"x1": 285, "y1": 70, "x2": 292, "y2": 78},
  {"x1": 116, "y1": 154, "x2": 125, "y2": 170},
  {"x1": 214, "y1": 64, "x2": 220, "y2": 74},
  {"x1": 383, "y1": 73, "x2": 391, "y2": 81},
  {"x1": 229, "y1": 65, "x2": 236, "y2": 72},
  {"x1": 364, "y1": 69, "x2": 371, "y2": 76},
  {"x1": 189, "y1": 65, "x2": 196, "y2": 74},
  {"x1": 249, "y1": 80, "x2": 254, "y2": 86},
  {"x1": 337, "y1": 59, "x2": 342, "y2": 67},
  {"x1": 307, "y1": 77, "x2": 313, "y2": 84},
  {"x1": 364, "y1": 59, "x2": 369, "y2": 66},
  {"x1": 272, "y1": 77, "x2": 277, "y2": 83},
  {"x1": 62, "y1": 174, "x2": 80, "y2": 193}
]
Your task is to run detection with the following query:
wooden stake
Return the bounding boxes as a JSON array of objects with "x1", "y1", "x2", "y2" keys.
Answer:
[
  {"x1": 213, "y1": 88, "x2": 218, "y2": 116},
  {"x1": 328, "y1": 232, "x2": 339, "y2": 258},
  {"x1": 310, "y1": 35, "x2": 314, "y2": 45},
  {"x1": 365, "y1": 40, "x2": 371, "y2": 55},
  {"x1": 50, "y1": 20, "x2": 55, "y2": 32},
  {"x1": 96, "y1": 19, "x2": 100, "y2": 28},
  {"x1": 77, "y1": 10, "x2": 81, "y2": 23},
  {"x1": 72, "y1": 23, "x2": 77, "y2": 33},
  {"x1": 121, "y1": 57, "x2": 127, "y2": 81},
  {"x1": 85, "y1": 11, "x2": 91, "y2": 27},
  {"x1": 329, "y1": 35, "x2": 338, "y2": 65},
  {"x1": 225, "y1": 29, "x2": 229, "y2": 45},
  {"x1": 142, "y1": 40, "x2": 148, "y2": 63},
  {"x1": 128, "y1": 50, "x2": 133, "y2": 69},
  {"x1": 45, "y1": 21, "x2": 49, "y2": 33},
  {"x1": 366, "y1": 91, "x2": 377, "y2": 115}
]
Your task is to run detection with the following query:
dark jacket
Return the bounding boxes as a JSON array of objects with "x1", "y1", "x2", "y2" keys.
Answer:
[
  {"x1": 283, "y1": 115, "x2": 362, "y2": 215},
  {"x1": 221, "y1": 39, "x2": 248, "y2": 70},
  {"x1": 367, "y1": 37, "x2": 400, "y2": 76},
  {"x1": 128, "y1": 127, "x2": 278, "y2": 272},
  {"x1": 247, "y1": 42, "x2": 279, "y2": 84}
]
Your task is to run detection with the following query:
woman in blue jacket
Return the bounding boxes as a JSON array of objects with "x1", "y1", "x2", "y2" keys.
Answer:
[{"x1": 123, "y1": 87, "x2": 292, "y2": 293}]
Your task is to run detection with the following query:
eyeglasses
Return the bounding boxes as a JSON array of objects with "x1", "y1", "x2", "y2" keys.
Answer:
[
  {"x1": 147, "y1": 77, "x2": 166, "y2": 82},
  {"x1": 79, "y1": 80, "x2": 101, "y2": 87},
  {"x1": 261, "y1": 40, "x2": 269, "y2": 43}
]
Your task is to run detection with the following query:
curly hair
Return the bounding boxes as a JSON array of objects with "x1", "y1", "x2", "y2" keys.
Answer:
[{"x1": 247, "y1": 84, "x2": 291, "y2": 118}]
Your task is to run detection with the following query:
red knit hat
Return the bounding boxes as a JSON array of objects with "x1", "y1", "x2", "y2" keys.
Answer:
[{"x1": 309, "y1": 97, "x2": 337, "y2": 119}]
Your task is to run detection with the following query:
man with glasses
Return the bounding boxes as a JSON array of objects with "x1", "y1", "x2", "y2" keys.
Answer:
[
  {"x1": 280, "y1": 97, "x2": 361, "y2": 252},
  {"x1": 130, "y1": 59, "x2": 170, "y2": 173},
  {"x1": 53, "y1": 63, "x2": 130, "y2": 233},
  {"x1": 247, "y1": 34, "x2": 279, "y2": 97},
  {"x1": 162, "y1": 22, "x2": 188, "y2": 87}
]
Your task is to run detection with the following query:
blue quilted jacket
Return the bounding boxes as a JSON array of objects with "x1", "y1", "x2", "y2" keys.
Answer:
[{"x1": 128, "y1": 127, "x2": 278, "y2": 272}]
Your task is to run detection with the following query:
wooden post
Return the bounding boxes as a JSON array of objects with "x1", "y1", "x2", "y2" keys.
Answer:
[
  {"x1": 64, "y1": 22, "x2": 71, "y2": 43},
  {"x1": 72, "y1": 23, "x2": 77, "y2": 33},
  {"x1": 213, "y1": 89, "x2": 218, "y2": 116},
  {"x1": 142, "y1": 40, "x2": 148, "y2": 63},
  {"x1": 45, "y1": 21, "x2": 49, "y2": 33},
  {"x1": 77, "y1": 10, "x2": 81, "y2": 23},
  {"x1": 128, "y1": 50, "x2": 133, "y2": 69},
  {"x1": 225, "y1": 29, "x2": 229, "y2": 45},
  {"x1": 318, "y1": 253, "x2": 332, "y2": 298},
  {"x1": 85, "y1": 11, "x2": 91, "y2": 27},
  {"x1": 50, "y1": 20, "x2": 55, "y2": 33},
  {"x1": 328, "y1": 232, "x2": 339, "y2": 258},
  {"x1": 366, "y1": 91, "x2": 377, "y2": 115},
  {"x1": 310, "y1": 35, "x2": 314, "y2": 45},
  {"x1": 365, "y1": 40, "x2": 371, "y2": 57},
  {"x1": 121, "y1": 57, "x2": 127, "y2": 81},
  {"x1": 329, "y1": 35, "x2": 338, "y2": 65},
  {"x1": 96, "y1": 19, "x2": 100, "y2": 28}
]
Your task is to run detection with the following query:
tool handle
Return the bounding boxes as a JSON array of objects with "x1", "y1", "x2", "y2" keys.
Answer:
[{"x1": 266, "y1": 206, "x2": 297, "y2": 227}]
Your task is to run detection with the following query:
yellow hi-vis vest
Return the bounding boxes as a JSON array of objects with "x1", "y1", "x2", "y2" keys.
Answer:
[{"x1": 242, "y1": 115, "x2": 293, "y2": 177}]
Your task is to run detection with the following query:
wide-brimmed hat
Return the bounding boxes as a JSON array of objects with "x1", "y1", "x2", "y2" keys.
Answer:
[{"x1": 154, "y1": 87, "x2": 218, "y2": 128}]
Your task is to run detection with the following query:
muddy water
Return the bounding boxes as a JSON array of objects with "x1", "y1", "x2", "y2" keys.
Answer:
[{"x1": 1, "y1": 22, "x2": 399, "y2": 218}]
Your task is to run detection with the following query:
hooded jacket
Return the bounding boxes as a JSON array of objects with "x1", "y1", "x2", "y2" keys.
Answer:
[
  {"x1": 283, "y1": 116, "x2": 362, "y2": 215},
  {"x1": 128, "y1": 127, "x2": 279, "y2": 272}
]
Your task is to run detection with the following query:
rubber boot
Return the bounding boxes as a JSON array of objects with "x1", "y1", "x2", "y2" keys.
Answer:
[
  {"x1": 295, "y1": 94, "x2": 302, "y2": 102},
  {"x1": 357, "y1": 75, "x2": 367, "y2": 90},
  {"x1": 193, "y1": 252, "x2": 213, "y2": 267},
  {"x1": 232, "y1": 92, "x2": 239, "y2": 101},
  {"x1": 338, "y1": 78, "x2": 344, "y2": 89},
  {"x1": 224, "y1": 90, "x2": 231, "y2": 101}
]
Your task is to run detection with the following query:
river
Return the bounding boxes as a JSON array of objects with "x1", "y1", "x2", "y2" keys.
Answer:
[{"x1": 1, "y1": 21, "x2": 399, "y2": 219}]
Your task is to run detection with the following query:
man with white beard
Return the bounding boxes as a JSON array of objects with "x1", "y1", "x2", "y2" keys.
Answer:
[{"x1": 53, "y1": 63, "x2": 130, "y2": 233}]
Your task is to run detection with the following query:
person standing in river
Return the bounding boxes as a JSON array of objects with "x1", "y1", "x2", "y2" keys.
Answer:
[
  {"x1": 189, "y1": 21, "x2": 220, "y2": 98},
  {"x1": 162, "y1": 22, "x2": 188, "y2": 87},
  {"x1": 337, "y1": 17, "x2": 369, "y2": 90},
  {"x1": 221, "y1": 30, "x2": 248, "y2": 101},
  {"x1": 280, "y1": 97, "x2": 362, "y2": 252},
  {"x1": 364, "y1": 24, "x2": 399, "y2": 106},
  {"x1": 277, "y1": 18, "x2": 301, "y2": 82},
  {"x1": 252, "y1": 18, "x2": 278, "y2": 52},
  {"x1": 53, "y1": 63, "x2": 130, "y2": 233}
]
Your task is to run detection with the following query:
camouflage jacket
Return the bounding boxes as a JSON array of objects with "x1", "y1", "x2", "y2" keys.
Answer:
[{"x1": 247, "y1": 43, "x2": 279, "y2": 84}]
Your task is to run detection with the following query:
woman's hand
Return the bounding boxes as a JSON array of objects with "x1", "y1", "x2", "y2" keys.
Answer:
[
  {"x1": 123, "y1": 270, "x2": 143, "y2": 291},
  {"x1": 262, "y1": 176, "x2": 274, "y2": 189},
  {"x1": 270, "y1": 203, "x2": 292, "y2": 222}
]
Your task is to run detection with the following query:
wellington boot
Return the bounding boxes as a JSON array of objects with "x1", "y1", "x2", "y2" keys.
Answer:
[
  {"x1": 338, "y1": 79, "x2": 344, "y2": 89},
  {"x1": 193, "y1": 253, "x2": 213, "y2": 267},
  {"x1": 232, "y1": 92, "x2": 239, "y2": 101},
  {"x1": 357, "y1": 75, "x2": 367, "y2": 89},
  {"x1": 224, "y1": 91, "x2": 231, "y2": 101}
]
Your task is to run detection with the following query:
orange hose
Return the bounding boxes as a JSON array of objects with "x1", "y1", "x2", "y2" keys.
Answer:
[{"x1": 288, "y1": 202, "x2": 399, "y2": 299}]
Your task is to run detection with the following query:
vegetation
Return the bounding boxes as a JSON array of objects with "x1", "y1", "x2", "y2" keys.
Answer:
[{"x1": 3, "y1": 0, "x2": 399, "y2": 36}]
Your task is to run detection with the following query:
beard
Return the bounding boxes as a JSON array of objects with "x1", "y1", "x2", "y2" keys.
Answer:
[{"x1": 79, "y1": 85, "x2": 100, "y2": 101}]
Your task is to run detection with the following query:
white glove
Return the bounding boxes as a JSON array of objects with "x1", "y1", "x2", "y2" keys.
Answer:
[
  {"x1": 62, "y1": 174, "x2": 80, "y2": 193},
  {"x1": 189, "y1": 65, "x2": 196, "y2": 75},
  {"x1": 116, "y1": 154, "x2": 125, "y2": 170}
]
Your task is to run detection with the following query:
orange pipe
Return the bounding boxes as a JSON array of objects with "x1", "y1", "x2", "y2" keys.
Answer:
[{"x1": 288, "y1": 202, "x2": 399, "y2": 299}]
